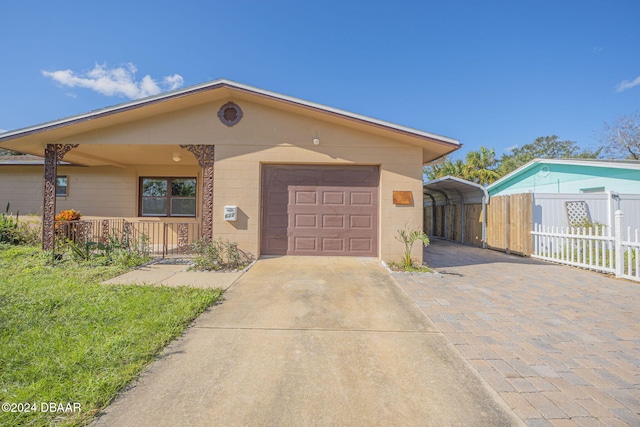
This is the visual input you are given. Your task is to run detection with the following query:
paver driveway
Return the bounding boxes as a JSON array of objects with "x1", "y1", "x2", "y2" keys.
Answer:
[
  {"x1": 93, "y1": 256, "x2": 520, "y2": 426},
  {"x1": 394, "y1": 238, "x2": 640, "y2": 427}
]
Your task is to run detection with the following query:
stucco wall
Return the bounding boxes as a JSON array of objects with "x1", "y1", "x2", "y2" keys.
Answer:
[
  {"x1": 0, "y1": 164, "x2": 200, "y2": 217},
  {"x1": 0, "y1": 98, "x2": 426, "y2": 263}
]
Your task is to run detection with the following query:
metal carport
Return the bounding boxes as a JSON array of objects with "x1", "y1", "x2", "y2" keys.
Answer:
[{"x1": 423, "y1": 176, "x2": 490, "y2": 248}]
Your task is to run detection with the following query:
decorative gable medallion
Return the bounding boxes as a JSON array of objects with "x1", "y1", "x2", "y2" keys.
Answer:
[{"x1": 218, "y1": 102, "x2": 243, "y2": 127}]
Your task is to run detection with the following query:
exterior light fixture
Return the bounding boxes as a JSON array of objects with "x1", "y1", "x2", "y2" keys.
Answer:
[
  {"x1": 313, "y1": 138, "x2": 320, "y2": 146},
  {"x1": 172, "y1": 153, "x2": 181, "y2": 162}
]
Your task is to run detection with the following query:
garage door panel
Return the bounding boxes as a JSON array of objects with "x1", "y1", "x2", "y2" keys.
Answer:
[
  {"x1": 350, "y1": 192, "x2": 373, "y2": 205},
  {"x1": 322, "y1": 214, "x2": 345, "y2": 228},
  {"x1": 262, "y1": 165, "x2": 378, "y2": 256},
  {"x1": 349, "y1": 238, "x2": 372, "y2": 252},
  {"x1": 322, "y1": 191, "x2": 345, "y2": 205},
  {"x1": 295, "y1": 191, "x2": 317, "y2": 204},
  {"x1": 322, "y1": 238, "x2": 344, "y2": 251},
  {"x1": 349, "y1": 215, "x2": 372, "y2": 228},
  {"x1": 294, "y1": 214, "x2": 317, "y2": 227},
  {"x1": 293, "y1": 237, "x2": 317, "y2": 251}
]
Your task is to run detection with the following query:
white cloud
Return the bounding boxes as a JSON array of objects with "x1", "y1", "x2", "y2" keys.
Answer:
[
  {"x1": 163, "y1": 74, "x2": 184, "y2": 91},
  {"x1": 503, "y1": 144, "x2": 518, "y2": 153},
  {"x1": 41, "y1": 63, "x2": 185, "y2": 99},
  {"x1": 615, "y1": 75, "x2": 640, "y2": 93},
  {"x1": 0, "y1": 129, "x2": 7, "y2": 134}
]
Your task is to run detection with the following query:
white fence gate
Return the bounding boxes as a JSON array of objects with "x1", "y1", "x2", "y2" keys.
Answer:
[{"x1": 532, "y1": 210, "x2": 640, "y2": 282}]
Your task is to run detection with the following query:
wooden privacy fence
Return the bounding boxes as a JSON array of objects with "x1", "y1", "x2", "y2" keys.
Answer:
[
  {"x1": 423, "y1": 203, "x2": 484, "y2": 247},
  {"x1": 486, "y1": 193, "x2": 533, "y2": 255}
]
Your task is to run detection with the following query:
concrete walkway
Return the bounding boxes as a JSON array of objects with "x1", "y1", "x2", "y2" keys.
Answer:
[
  {"x1": 101, "y1": 259, "x2": 243, "y2": 289},
  {"x1": 394, "y1": 238, "x2": 640, "y2": 427},
  {"x1": 93, "y1": 256, "x2": 521, "y2": 426}
]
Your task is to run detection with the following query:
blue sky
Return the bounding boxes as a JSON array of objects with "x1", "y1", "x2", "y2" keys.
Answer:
[{"x1": 1, "y1": 0, "x2": 638, "y2": 159}]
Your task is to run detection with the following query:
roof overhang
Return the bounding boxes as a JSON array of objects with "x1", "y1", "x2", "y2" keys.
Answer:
[{"x1": 0, "y1": 79, "x2": 461, "y2": 166}]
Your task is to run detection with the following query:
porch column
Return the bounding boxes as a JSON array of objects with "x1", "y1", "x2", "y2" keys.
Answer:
[
  {"x1": 181, "y1": 144, "x2": 215, "y2": 241},
  {"x1": 42, "y1": 144, "x2": 78, "y2": 251}
]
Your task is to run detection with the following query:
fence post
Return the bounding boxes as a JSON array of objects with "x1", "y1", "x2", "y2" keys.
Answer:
[{"x1": 615, "y1": 210, "x2": 623, "y2": 278}]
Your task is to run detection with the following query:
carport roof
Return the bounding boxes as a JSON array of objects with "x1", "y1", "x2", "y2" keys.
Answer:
[{"x1": 423, "y1": 176, "x2": 489, "y2": 204}]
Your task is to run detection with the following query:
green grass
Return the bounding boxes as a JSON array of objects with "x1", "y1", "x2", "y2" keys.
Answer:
[{"x1": 0, "y1": 244, "x2": 223, "y2": 426}]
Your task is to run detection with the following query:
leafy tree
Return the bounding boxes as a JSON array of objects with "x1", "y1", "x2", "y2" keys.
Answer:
[
  {"x1": 425, "y1": 146, "x2": 499, "y2": 185},
  {"x1": 424, "y1": 136, "x2": 601, "y2": 184},
  {"x1": 497, "y1": 135, "x2": 601, "y2": 176},
  {"x1": 600, "y1": 110, "x2": 640, "y2": 160}
]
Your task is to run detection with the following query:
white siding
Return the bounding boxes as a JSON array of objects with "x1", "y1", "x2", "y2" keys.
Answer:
[{"x1": 533, "y1": 192, "x2": 640, "y2": 234}]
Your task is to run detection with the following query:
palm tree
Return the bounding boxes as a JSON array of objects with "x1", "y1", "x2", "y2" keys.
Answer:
[
  {"x1": 425, "y1": 159, "x2": 466, "y2": 181},
  {"x1": 464, "y1": 146, "x2": 500, "y2": 185}
]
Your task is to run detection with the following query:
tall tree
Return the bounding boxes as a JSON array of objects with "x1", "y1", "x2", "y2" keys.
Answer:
[
  {"x1": 464, "y1": 146, "x2": 500, "y2": 185},
  {"x1": 600, "y1": 110, "x2": 640, "y2": 160},
  {"x1": 424, "y1": 146, "x2": 499, "y2": 185},
  {"x1": 497, "y1": 135, "x2": 601, "y2": 176},
  {"x1": 424, "y1": 159, "x2": 467, "y2": 181}
]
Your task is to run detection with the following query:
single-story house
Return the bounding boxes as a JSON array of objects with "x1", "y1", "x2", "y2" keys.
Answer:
[
  {"x1": 487, "y1": 159, "x2": 640, "y2": 197},
  {"x1": 0, "y1": 79, "x2": 460, "y2": 263}
]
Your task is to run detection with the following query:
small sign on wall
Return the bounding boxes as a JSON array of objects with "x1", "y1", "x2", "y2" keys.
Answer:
[
  {"x1": 393, "y1": 191, "x2": 413, "y2": 205},
  {"x1": 224, "y1": 206, "x2": 237, "y2": 221}
]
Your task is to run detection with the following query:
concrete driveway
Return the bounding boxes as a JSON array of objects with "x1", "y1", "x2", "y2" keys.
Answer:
[
  {"x1": 394, "y1": 238, "x2": 640, "y2": 426},
  {"x1": 93, "y1": 256, "x2": 521, "y2": 426}
]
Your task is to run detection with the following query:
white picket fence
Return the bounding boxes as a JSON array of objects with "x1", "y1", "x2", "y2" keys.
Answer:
[{"x1": 531, "y1": 210, "x2": 640, "y2": 282}]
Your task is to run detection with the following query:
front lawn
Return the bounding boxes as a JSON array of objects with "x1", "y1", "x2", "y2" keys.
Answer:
[{"x1": 0, "y1": 244, "x2": 222, "y2": 426}]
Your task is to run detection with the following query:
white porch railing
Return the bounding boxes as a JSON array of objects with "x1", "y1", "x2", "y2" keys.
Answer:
[{"x1": 531, "y1": 210, "x2": 639, "y2": 282}]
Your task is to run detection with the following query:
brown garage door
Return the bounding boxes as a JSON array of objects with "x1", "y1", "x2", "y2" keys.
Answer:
[{"x1": 261, "y1": 165, "x2": 379, "y2": 256}]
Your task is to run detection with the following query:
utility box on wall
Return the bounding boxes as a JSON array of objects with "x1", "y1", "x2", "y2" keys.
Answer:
[{"x1": 224, "y1": 206, "x2": 237, "y2": 221}]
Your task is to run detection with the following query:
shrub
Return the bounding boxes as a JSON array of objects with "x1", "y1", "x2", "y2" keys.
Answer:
[
  {"x1": 66, "y1": 233, "x2": 151, "y2": 267},
  {"x1": 0, "y1": 202, "x2": 19, "y2": 244},
  {"x1": 190, "y1": 239, "x2": 254, "y2": 271},
  {"x1": 0, "y1": 203, "x2": 40, "y2": 246}
]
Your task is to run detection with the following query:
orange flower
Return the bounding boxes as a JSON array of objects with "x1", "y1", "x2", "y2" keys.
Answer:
[{"x1": 55, "y1": 209, "x2": 82, "y2": 221}]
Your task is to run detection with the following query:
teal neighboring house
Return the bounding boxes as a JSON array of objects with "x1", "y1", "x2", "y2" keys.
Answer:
[{"x1": 487, "y1": 159, "x2": 640, "y2": 196}]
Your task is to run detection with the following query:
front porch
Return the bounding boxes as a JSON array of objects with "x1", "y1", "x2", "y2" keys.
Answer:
[{"x1": 41, "y1": 143, "x2": 215, "y2": 255}]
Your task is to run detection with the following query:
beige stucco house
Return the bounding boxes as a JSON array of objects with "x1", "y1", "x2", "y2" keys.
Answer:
[{"x1": 0, "y1": 79, "x2": 460, "y2": 263}]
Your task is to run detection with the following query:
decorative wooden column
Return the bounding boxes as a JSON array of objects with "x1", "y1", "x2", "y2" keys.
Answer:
[
  {"x1": 180, "y1": 144, "x2": 215, "y2": 241},
  {"x1": 42, "y1": 144, "x2": 78, "y2": 251}
]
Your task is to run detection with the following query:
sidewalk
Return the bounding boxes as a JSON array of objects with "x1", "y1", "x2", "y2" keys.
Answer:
[{"x1": 101, "y1": 259, "x2": 244, "y2": 289}]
